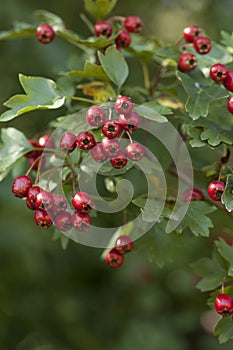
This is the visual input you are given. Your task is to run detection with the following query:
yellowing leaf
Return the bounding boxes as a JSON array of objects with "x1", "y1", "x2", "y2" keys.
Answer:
[{"x1": 77, "y1": 81, "x2": 116, "y2": 103}]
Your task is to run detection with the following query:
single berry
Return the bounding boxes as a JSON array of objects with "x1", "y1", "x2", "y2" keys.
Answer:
[
  {"x1": 124, "y1": 16, "x2": 143, "y2": 33},
  {"x1": 115, "y1": 96, "x2": 133, "y2": 114},
  {"x1": 76, "y1": 131, "x2": 96, "y2": 150},
  {"x1": 182, "y1": 25, "x2": 203, "y2": 43},
  {"x1": 182, "y1": 188, "x2": 204, "y2": 202},
  {"x1": 94, "y1": 21, "x2": 112, "y2": 38},
  {"x1": 54, "y1": 211, "x2": 72, "y2": 232},
  {"x1": 115, "y1": 235, "x2": 133, "y2": 254},
  {"x1": 105, "y1": 248, "x2": 124, "y2": 268},
  {"x1": 36, "y1": 23, "x2": 55, "y2": 44},
  {"x1": 12, "y1": 175, "x2": 32, "y2": 198},
  {"x1": 102, "y1": 120, "x2": 122, "y2": 139},
  {"x1": 118, "y1": 110, "x2": 140, "y2": 132},
  {"x1": 91, "y1": 142, "x2": 108, "y2": 162},
  {"x1": 71, "y1": 212, "x2": 91, "y2": 231},
  {"x1": 110, "y1": 150, "x2": 128, "y2": 169},
  {"x1": 86, "y1": 106, "x2": 107, "y2": 126},
  {"x1": 24, "y1": 139, "x2": 43, "y2": 159},
  {"x1": 209, "y1": 63, "x2": 228, "y2": 83},
  {"x1": 193, "y1": 36, "x2": 211, "y2": 54},
  {"x1": 125, "y1": 143, "x2": 144, "y2": 161},
  {"x1": 72, "y1": 192, "x2": 94, "y2": 213},
  {"x1": 34, "y1": 208, "x2": 53, "y2": 228},
  {"x1": 26, "y1": 186, "x2": 41, "y2": 210},
  {"x1": 227, "y1": 96, "x2": 233, "y2": 114},
  {"x1": 101, "y1": 137, "x2": 121, "y2": 157},
  {"x1": 223, "y1": 71, "x2": 233, "y2": 92},
  {"x1": 38, "y1": 134, "x2": 55, "y2": 148},
  {"x1": 60, "y1": 132, "x2": 77, "y2": 153},
  {"x1": 36, "y1": 190, "x2": 54, "y2": 210},
  {"x1": 214, "y1": 293, "x2": 233, "y2": 317},
  {"x1": 178, "y1": 52, "x2": 197, "y2": 72},
  {"x1": 115, "y1": 30, "x2": 131, "y2": 49},
  {"x1": 52, "y1": 194, "x2": 67, "y2": 212},
  {"x1": 207, "y1": 180, "x2": 225, "y2": 201}
]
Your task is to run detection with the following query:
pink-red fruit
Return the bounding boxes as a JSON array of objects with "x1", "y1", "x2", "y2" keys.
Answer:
[
  {"x1": 115, "y1": 30, "x2": 131, "y2": 49},
  {"x1": 72, "y1": 192, "x2": 94, "y2": 213},
  {"x1": 71, "y1": 212, "x2": 91, "y2": 231},
  {"x1": 12, "y1": 176, "x2": 32, "y2": 198},
  {"x1": 86, "y1": 106, "x2": 107, "y2": 126},
  {"x1": 209, "y1": 63, "x2": 228, "y2": 83},
  {"x1": 115, "y1": 235, "x2": 133, "y2": 254},
  {"x1": 207, "y1": 181, "x2": 225, "y2": 201},
  {"x1": 110, "y1": 150, "x2": 128, "y2": 169},
  {"x1": 214, "y1": 293, "x2": 233, "y2": 316},
  {"x1": 178, "y1": 52, "x2": 197, "y2": 72},
  {"x1": 36, "y1": 23, "x2": 55, "y2": 44},
  {"x1": 193, "y1": 36, "x2": 211, "y2": 54},
  {"x1": 76, "y1": 131, "x2": 96, "y2": 150},
  {"x1": 125, "y1": 143, "x2": 144, "y2": 161},
  {"x1": 60, "y1": 132, "x2": 77, "y2": 153},
  {"x1": 183, "y1": 25, "x2": 203, "y2": 43},
  {"x1": 227, "y1": 96, "x2": 233, "y2": 114},
  {"x1": 102, "y1": 120, "x2": 122, "y2": 139},
  {"x1": 223, "y1": 71, "x2": 233, "y2": 92},
  {"x1": 115, "y1": 96, "x2": 133, "y2": 114},
  {"x1": 94, "y1": 21, "x2": 112, "y2": 38},
  {"x1": 34, "y1": 209, "x2": 53, "y2": 228},
  {"x1": 182, "y1": 188, "x2": 203, "y2": 202},
  {"x1": 124, "y1": 16, "x2": 143, "y2": 33},
  {"x1": 105, "y1": 248, "x2": 124, "y2": 268}
]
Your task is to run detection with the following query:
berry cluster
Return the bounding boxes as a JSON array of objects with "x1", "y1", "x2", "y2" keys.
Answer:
[
  {"x1": 59, "y1": 95, "x2": 144, "y2": 170},
  {"x1": 215, "y1": 293, "x2": 233, "y2": 317},
  {"x1": 105, "y1": 235, "x2": 133, "y2": 268},
  {"x1": 24, "y1": 134, "x2": 55, "y2": 170}
]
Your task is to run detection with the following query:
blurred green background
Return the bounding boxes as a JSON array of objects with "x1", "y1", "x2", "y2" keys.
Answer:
[{"x1": 0, "y1": 1, "x2": 233, "y2": 349}]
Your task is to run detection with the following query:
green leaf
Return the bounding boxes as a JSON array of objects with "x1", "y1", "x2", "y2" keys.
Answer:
[
  {"x1": 221, "y1": 30, "x2": 233, "y2": 54},
  {"x1": 0, "y1": 22, "x2": 35, "y2": 40},
  {"x1": 84, "y1": 0, "x2": 118, "y2": 19},
  {"x1": 0, "y1": 74, "x2": 65, "y2": 122},
  {"x1": 214, "y1": 317, "x2": 233, "y2": 344},
  {"x1": 98, "y1": 45, "x2": 129, "y2": 88},
  {"x1": 134, "y1": 104, "x2": 168, "y2": 123},
  {"x1": 215, "y1": 238, "x2": 233, "y2": 277},
  {"x1": 64, "y1": 60, "x2": 110, "y2": 82},
  {"x1": 34, "y1": 9, "x2": 65, "y2": 28},
  {"x1": 176, "y1": 201, "x2": 216, "y2": 237},
  {"x1": 222, "y1": 175, "x2": 233, "y2": 212}
]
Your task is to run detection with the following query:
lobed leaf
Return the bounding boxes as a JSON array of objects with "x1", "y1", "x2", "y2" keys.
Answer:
[
  {"x1": 221, "y1": 175, "x2": 233, "y2": 212},
  {"x1": 84, "y1": 0, "x2": 118, "y2": 19},
  {"x1": 215, "y1": 238, "x2": 233, "y2": 276}
]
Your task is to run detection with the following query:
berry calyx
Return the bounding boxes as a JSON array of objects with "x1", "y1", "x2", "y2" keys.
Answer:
[
  {"x1": 36, "y1": 23, "x2": 55, "y2": 44},
  {"x1": 34, "y1": 208, "x2": 53, "y2": 228},
  {"x1": 214, "y1": 293, "x2": 233, "y2": 317},
  {"x1": 178, "y1": 52, "x2": 197, "y2": 72},
  {"x1": 54, "y1": 211, "x2": 72, "y2": 232},
  {"x1": 115, "y1": 96, "x2": 133, "y2": 114},
  {"x1": 209, "y1": 63, "x2": 228, "y2": 83},
  {"x1": 86, "y1": 106, "x2": 107, "y2": 126},
  {"x1": 182, "y1": 25, "x2": 203, "y2": 43},
  {"x1": 72, "y1": 192, "x2": 94, "y2": 213},
  {"x1": 60, "y1": 132, "x2": 77, "y2": 153},
  {"x1": 182, "y1": 188, "x2": 204, "y2": 202},
  {"x1": 91, "y1": 142, "x2": 108, "y2": 162},
  {"x1": 118, "y1": 110, "x2": 140, "y2": 132},
  {"x1": 12, "y1": 176, "x2": 32, "y2": 198},
  {"x1": 105, "y1": 248, "x2": 124, "y2": 268},
  {"x1": 94, "y1": 21, "x2": 113, "y2": 38},
  {"x1": 110, "y1": 150, "x2": 128, "y2": 169},
  {"x1": 26, "y1": 186, "x2": 41, "y2": 210},
  {"x1": 101, "y1": 137, "x2": 121, "y2": 157},
  {"x1": 193, "y1": 36, "x2": 211, "y2": 54},
  {"x1": 35, "y1": 190, "x2": 54, "y2": 210},
  {"x1": 124, "y1": 16, "x2": 143, "y2": 33},
  {"x1": 207, "y1": 181, "x2": 225, "y2": 201},
  {"x1": 102, "y1": 120, "x2": 122, "y2": 139},
  {"x1": 76, "y1": 131, "x2": 96, "y2": 150},
  {"x1": 115, "y1": 30, "x2": 131, "y2": 49},
  {"x1": 125, "y1": 142, "x2": 144, "y2": 161},
  {"x1": 115, "y1": 235, "x2": 133, "y2": 254},
  {"x1": 223, "y1": 70, "x2": 233, "y2": 92},
  {"x1": 227, "y1": 96, "x2": 233, "y2": 114},
  {"x1": 71, "y1": 212, "x2": 91, "y2": 231}
]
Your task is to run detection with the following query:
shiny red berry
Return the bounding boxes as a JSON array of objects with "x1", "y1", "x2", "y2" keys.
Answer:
[
  {"x1": 91, "y1": 142, "x2": 108, "y2": 162},
  {"x1": 60, "y1": 132, "x2": 77, "y2": 153},
  {"x1": 71, "y1": 212, "x2": 91, "y2": 231},
  {"x1": 214, "y1": 293, "x2": 233, "y2": 316},
  {"x1": 115, "y1": 30, "x2": 131, "y2": 49},
  {"x1": 86, "y1": 106, "x2": 107, "y2": 126},
  {"x1": 38, "y1": 134, "x2": 55, "y2": 149},
  {"x1": 118, "y1": 110, "x2": 140, "y2": 132},
  {"x1": 105, "y1": 248, "x2": 124, "y2": 268},
  {"x1": 209, "y1": 63, "x2": 228, "y2": 83},
  {"x1": 124, "y1": 16, "x2": 143, "y2": 33},
  {"x1": 193, "y1": 36, "x2": 211, "y2": 54},
  {"x1": 76, "y1": 131, "x2": 96, "y2": 150},
  {"x1": 110, "y1": 150, "x2": 128, "y2": 169},
  {"x1": 102, "y1": 120, "x2": 122, "y2": 139},
  {"x1": 12, "y1": 175, "x2": 32, "y2": 198},
  {"x1": 125, "y1": 143, "x2": 144, "y2": 161},
  {"x1": 36, "y1": 190, "x2": 54, "y2": 210},
  {"x1": 72, "y1": 192, "x2": 94, "y2": 213},
  {"x1": 94, "y1": 21, "x2": 112, "y2": 38},
  {"x1": 115, "y1": 96, "x2": 133, "y2": 114},
  {"x1": 178, "y1": 52, "x2": 197, "y2": 72},
  {"x1": 34, "y1": 208, "x2": 53, "y2": 228},
  {"x1": 182, "y1": 188, "x2": 204, "y2": 202},
  {"x1": 115, "y1": 235, "x2": 133, "y2": 254},
  {"x1": 54, "y1": 212, "x2": 72, "y2": 232},
  {"x1": 182, "y1": 25, "x2": 203, "y2": 43},
  {"x1": 101, "y1": 137, "x2": 121, "y2": 157},
  {"x1": 52, "y1": 194, "x2": 67, "y2": 212},
  {"x1": 227, "y1": 96, "x2": 233, "y2": 114},
  {"x1": 24, "y1": 139, "x2": 43, "y2": 159},
  {"x1": 223, "y1": 71, "x2": 233, "y2": 92},
  {"x1": 207, "y1": 181, "x2": 225, "y2": 201},
  {"x1": 36, "y1": 23, "x2": 55, "y2": 44},
  {"x1": 26, "y1": 186, "x2": 41, "y2": 210}
]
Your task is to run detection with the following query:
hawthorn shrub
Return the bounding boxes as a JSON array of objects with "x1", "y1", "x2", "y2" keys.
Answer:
[{"x1": 0, "y1": 0, "x2": 233, "y2": 344}]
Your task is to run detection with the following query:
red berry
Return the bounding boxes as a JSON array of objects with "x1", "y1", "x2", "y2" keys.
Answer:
[
  {"x1": 207, "y1": 181, "x2": 225, "y2": 201},
  {"x1": 94, "y1": 21, "x2": 112, "y2": 38},
  {"x1": 193, "y1": 36, "x2": 211, "y2": 54},
  {"x1": 223, "y1": 71, "x2": 233, "y2": 92},
  {"x1": 54, "y1": 211, "x2": 72, "y2": 232},
  {"x1": 178, "y1": 52, "x2": 197, "y2": 72},
  {"x1": 101, "y1": 137, "x2": 121, "y2": 157},
  {"x1": 115, "y1": 96, "x2": 133, "y2": 114},
  {"x1": 36, "y1": 23, "x2": 55, "y2": 44},
  {"x1": 12, "y1": 175, "x2": 32, "y2": 198},
  {"x1": 52, "y1": 194, "x2": 67, "y2": 212},
  {"x1": 102, "y1": 120, "x2": 122, "y2": 139},
  {"x1": 105, "y1": 248, "x2": 124, "y2": 268},
  {"x1": 183, "y1": 25, "x2": 203, "y2": 43},
  {"x1": 76, "y1": 131, "x2": 96, "y2": 150},
  {"x1": 182, "y1": 188, "x2": 204, "y2": 202},
  {"x1": 91, "y1": 142, "x2": 108, "y2": 162},
  {"x1": 24, "y1": 139, "x2": 43, "y2": 159},
  {"x1": 115, "y1": 235, "x2": 133, "y2": 254},
  {"x1": 38, "y1": 134, "x2": 55, "y2": 149},
  {"x1": 124, "y1": 16, "x2": 143, "y2": 33},
  {"x1": 36, "y1": 190, "x2": 54, "y2": 210},
  {"x1": 125, "y1": 143, "x2": 144, "y2": 161},
  {"x1": 60, "y1": 132, "x2": 76, "y2": 153},
  {"x1": 26, "y1": 186, "x2": 41, "y2": 210},
  {"x1": 86, "y1": 106, "x2": 107, "y2": 126},
  {"x1": 72, "y1": 192, "x2": 94, "y2": 213},
  {"x1": 71, "y1": 212, "x2": 91, "y2": 231},
  {"x1": 34, "y1": 208, "x2": 53, "y2": 228},
  {"x1": 209, "y1": 63, "x2": 228, "y2": 83},
  {"x1": 110, "y1": 150, "x2": 128, "y2": 169},
  {"x1": 227, "y1": 96, "x2": 233, "y2": 114},
  {"x1": 118, "y1": 110, "x2": 140, "y2": 132},
  {"x1": 115, "y1": 30, "x2": 131, "y2": 49},
  {"x1": 214, "y1": 293, "x2": 233, "y2": 316}
]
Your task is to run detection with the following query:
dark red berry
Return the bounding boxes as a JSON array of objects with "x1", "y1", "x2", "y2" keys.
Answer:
[
  {"x1": 115, "y1": 30, "x2": 131, "y2": 49},
  {"x1": 38, "y1": 134, "x2": 55, "y2": 148},
  {"x1": 125, "y1": 143, "x2": 144, "y2": 161},
  {"x1": 34, "y1": 208, "x2": 53, "y2": 228},
  {"x1": 214, "y1": 293, "x2": 233, "y2": 316},
  {"x1": 223, "y1": 71, "x2": 233, "y2": 92},
  {"x1": 94, "y1": 21, "x2": 112, "y2": 38},
  {"x1": 72, "y1": 192, "x2": 94, "y2": 213},
  {"x1": 60, "y1": 132, "x2": 76, "y2": 153},
  {"x1": 124, "y1": 16, "x2": 143, "y2": 33},
  {"x1": 178, "y1": 52, "x2": 197, "y2": 72},
  {"x1": 26, "y1": 186, "x2": 41, "y2": 210},
  {"x1": 36, "y1": 190, "x2": 54, "y2": 210},
  {"x1": 183, "y1": 25, "x2": 203, "y2": 43},
  {"x1": 207, "y1": 181, "x2": 225, "y2": 201},
  {"x1": 182, "y1": 188, "x2": 204, "y2": 202},
  {"x1": 209, "y1": 63, "x2": 228, "y2": 83},
  {"x1": 76, "y1": 131, "x2": 96, "y2": 150},
  {"x1": 118, "y1": 110, "x2": 140, "y2": 132},
  {"x1": 105, "y1": 248, "x2": 124, "y2": 268},
  {"x1": 52, "y1": 194, "x2": 67, "y2": 212},
  {"x1": 54, "y1": 211, "x2": 72, "y2": 232},
  {"x1": 227, "y1": 96, "x2": 233, "y2": 114},
  {"x1": 36, "y1": 23, "x2": 55, "y2": 44},
  {"x1": 71, "y1": 212, "x2": 91, "y2": 231},
  {"x1": 115, "y1": 235, "x2": 133, "y2": 254},
  {"x1": 115, "y1": 95, "x2": 133, "y2": 115},
  {"x1": 86, "y1": 106, "x2": 107, "y2": 127},
  {"x1": 12, "y1": 176, "x2": 32, "y2": 198},
  {"x1": 102, "y1": 120, "x2": 122, "y2": 139},
  {"x1": 110, "y1": 150, "x2": 128, "y2": 169},
  {"x1": 193, "y1": 36, "x2": 211, "y2": 54},
  {"x1": 24, "y1": 139, "x2": 43, "y2": 159},
  {"x1": 101, "y1": 137, "x2": 121, "y2": 157},
  {"x1": 91, "y1": 142, "x2": 108, "y2": 162}
]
